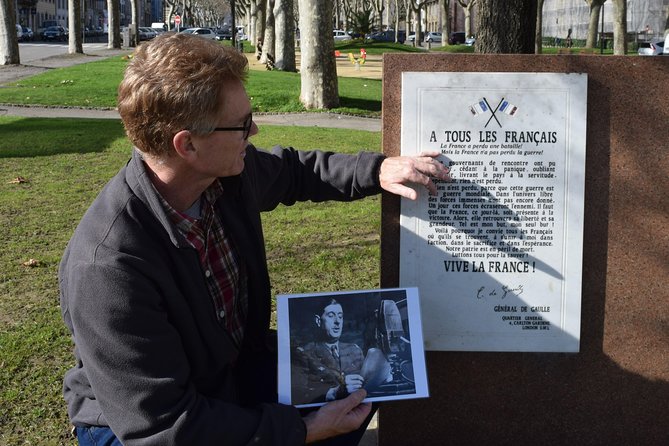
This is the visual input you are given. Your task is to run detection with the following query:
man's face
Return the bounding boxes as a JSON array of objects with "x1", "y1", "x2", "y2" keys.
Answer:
[
  {"x1": 188, "y1": 79, "x2": 259, "y2": 180},
  {"x1": 316, "y1": 303, "x2": 343, "y2": 342}
]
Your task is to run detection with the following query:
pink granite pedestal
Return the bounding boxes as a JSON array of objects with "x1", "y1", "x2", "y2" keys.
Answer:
[{"x1": 380, "y1": 54, "x2": 668, "y2": 445}]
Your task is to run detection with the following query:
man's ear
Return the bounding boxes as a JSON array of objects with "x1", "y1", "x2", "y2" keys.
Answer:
[
  {"x1": 172, "y1": 130, "x2": 196, "y2": 160},
  {"x1": 314, "y1": 315, "x2": 322, "y2": 328}
]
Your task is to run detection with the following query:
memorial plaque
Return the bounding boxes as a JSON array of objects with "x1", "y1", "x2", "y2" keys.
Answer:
[{"x1": 399, "y1": 72, "x2": 587, "y2": 352}]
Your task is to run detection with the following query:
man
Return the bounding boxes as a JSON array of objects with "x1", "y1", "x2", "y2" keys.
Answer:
[
  {"x1": 59, "y1": 32, "x2": 450, "y2": 445},
  {"x1": 292, "y1": 299, "x2": 365, "y2": 405}
]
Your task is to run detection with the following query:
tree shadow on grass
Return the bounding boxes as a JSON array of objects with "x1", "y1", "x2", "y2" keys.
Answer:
[
  {"x1": 0, "y1": 117, "x2": 126, "y2": 158},
  {"x1": 337, "y1": 96, "x2": 382, "y2": 114}
]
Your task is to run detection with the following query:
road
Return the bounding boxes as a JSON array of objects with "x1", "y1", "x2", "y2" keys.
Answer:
[{"x1": 18, "y1": 42, "x2": 111, "y2": 63}]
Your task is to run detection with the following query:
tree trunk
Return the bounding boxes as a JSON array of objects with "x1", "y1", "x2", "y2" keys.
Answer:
[
  {"x1": 585, "y1": 0, "x2": 604, "y2": 49},
  {"x1": 611, "y1": 0, "x2": 626, "y2": 55},
  {"x1": 274, "y1": 0, "x2": 296, "y2": 71},
  {"x1": 394, "y1": 0, "x2": 401, "y2": 42},
  {"x1": 130, "y1": 0, "x2": 139, "y2": 47},
  {"x1": 260, "y1": 0, "x2": 275, "y2": 64},
  {"x1": 440, "y1": 0, "x2": 451, "y2": 47},
  {"x1": 297, "y1": 0, "x2": 339, "y2": 109},
  {"x1": 254, "y1": 0, "x2": 266, "y2": 58},
  {"x1": 68, "y1": 0, "x2": 83, "y2": 54},
  {"x1": 535, "y1": 0, "x2": 544, "y2": 54},
  {"x1": 475, "y1": 0, "x2": 536, "y2": 54},
  {"x1": 107, "y1": 0, "x2": 121, "y2": 49},
  {"x1": 414, "y1": 3, "x2": 422, "y2": 47},
  {"x1": 457, "y1": 0, "x2": 477, "y2": 41},
  {"x1": 0, "y1": 0, "x2": 20, "y2": 65}
]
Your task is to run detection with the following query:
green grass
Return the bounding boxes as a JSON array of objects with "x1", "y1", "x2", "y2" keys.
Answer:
[
  {"x1": 0, "y1": 117, "x2": 382, "y2": 443},
  {"x1": 0, "y1": 57, "x2": 127, "y2": 108},
  {"x1": 0, "y1": 54, "x2": 382, "y2": 116}
]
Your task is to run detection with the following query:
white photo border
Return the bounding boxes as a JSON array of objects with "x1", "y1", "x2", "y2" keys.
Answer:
[{"x1": 277, "y1": 287, "x2": 429, "y2": 408}]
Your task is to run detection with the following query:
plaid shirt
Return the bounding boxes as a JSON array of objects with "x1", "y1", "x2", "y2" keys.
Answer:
[{"x1": 161, "y1": 180, "x2": 248, "y2": 347}]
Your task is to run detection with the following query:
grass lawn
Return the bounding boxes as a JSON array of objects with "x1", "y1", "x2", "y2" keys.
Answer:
[
  {"x1": 0, "y1": 117, "x2": 382, "y2": 443},
  {"x1": 0, "y1": 49, "x2": 383, "y2": 116}
]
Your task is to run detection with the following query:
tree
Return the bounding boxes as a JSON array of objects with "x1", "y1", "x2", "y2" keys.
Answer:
[
  {"x1": 535, "y1": 0, "x2": 544, "y2": 54},
  {"x1": 410, "y1": 0, "x2": 424, "y2": 47},
  {"x1": 393, "y1": 0, "x2": 404, "y2": 42},
  {"x1": 297, "y1": 0, "x2": 339, "y2": 109},
  {"x1": 350, "y1": 6, "x2": 374, "y2": 41},
  {"x1": 273, "y1": 0, "x2": 296, "y2": 71},
  {"x1": 260, "y1": 0, "x2": 276, "y2": 64},
  {"x1": 130, "y1": 0, "x2": 139, "y2": 47},
  {"x1": 456, "y1": 0, "x2": 477, "y2": 41},
  {"x1": 371, "y1": 0, "x2": 385, "y2": 30},
  {"x1": 68, "y1": 0, "x2": 83, "y2": 54},
  {"x1": 252, "y1": 0, "x2": 267, "y2": 56},
  {"x1": 475, "y1": 0, "x2": 536, "y2": 53},
  {"x1": 107, "y1": 0, "x2": 121, "y2": 49},
  {"x1": 610, "y1": 0, "x2": 627, "y2": 55},
  {"x1": 584, "y1": 0, "x2": 605, "y2": 49},
  {"x1": 439, "y1": 0, "x2": 452, "y2": 47},
  {"x1": 0, "y1": 0, "x2": 20, "y2": 65}
]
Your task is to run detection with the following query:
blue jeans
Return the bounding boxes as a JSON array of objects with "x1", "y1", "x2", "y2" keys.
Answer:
[{"x1": 75, "y1": 426, "x2": 122, "y2": 446}]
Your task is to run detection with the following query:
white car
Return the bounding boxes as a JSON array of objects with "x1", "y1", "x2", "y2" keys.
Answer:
[
  {"x1": 333, "y1": 30, "x2": 351, "y2": 42},
  {"x1": 181, "y1": 27, "x2": 217, "y2": 40},
  {"x1": 637, "y1": 39, "x2": 665, "y2": 56},
  {"x1": 424, "y1": 32, "x2": 442, "y2": 43}
]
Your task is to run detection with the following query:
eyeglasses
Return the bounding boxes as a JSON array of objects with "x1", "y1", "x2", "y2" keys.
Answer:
[{"x1": 212, "y1": 113, "x2": 253, "y2": 140}]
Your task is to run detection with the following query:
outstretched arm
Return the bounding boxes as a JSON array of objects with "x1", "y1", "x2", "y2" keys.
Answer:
[{"x1": 379, "y1": 151, "x2": 451, "y2": 200}]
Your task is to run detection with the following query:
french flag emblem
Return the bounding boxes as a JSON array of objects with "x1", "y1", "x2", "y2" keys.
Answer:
[
  {"x1": 499, "y1": 100, "x2": 518, "y2": 116},
  {"x1": 469, "y1": 99, "x2": 488, "y2": 116}
]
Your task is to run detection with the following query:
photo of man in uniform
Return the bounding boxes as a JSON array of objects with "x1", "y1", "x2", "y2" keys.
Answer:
[{"x1": 292, "y1": 298, "x2": 366, "y2": 405}]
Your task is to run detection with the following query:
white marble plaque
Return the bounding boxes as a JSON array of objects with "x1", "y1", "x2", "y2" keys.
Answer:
[{"x1": 400, "y1": 72, "x2": 586, "y2": 352}]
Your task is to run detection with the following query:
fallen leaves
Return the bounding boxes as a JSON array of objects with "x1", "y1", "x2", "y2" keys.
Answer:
[
  {"x1": 22, "y1": 259, "x2": 40, "y2": 267},
  {"x1": 7, "y1": 176, "x2": 28, "y2": 184}
]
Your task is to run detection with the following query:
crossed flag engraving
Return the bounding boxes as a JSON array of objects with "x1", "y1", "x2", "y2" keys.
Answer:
[{"x1": 469, "y1": 97, "x2": 518, "y2": 128}]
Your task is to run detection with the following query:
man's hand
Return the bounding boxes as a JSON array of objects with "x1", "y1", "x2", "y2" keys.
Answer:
[
  {"x1": 379, "y1": 151, "x2": 451, "y2": 200},
  {"x1": 303, "y1": 389, "x2": 372, "y2": 443},
  {"x1": 344, "y1": 374, "x2": 364, "y2": 393}
]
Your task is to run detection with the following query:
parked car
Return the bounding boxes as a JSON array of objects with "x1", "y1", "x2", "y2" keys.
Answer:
[
  {"x1": 333, "y1": 29, "x2": 351, "y2": 41},
  {"x1": 43, "y1": 26, "x2": 67, "y2": 41},
  {"x1": 637, "y1": 39, "x2": 665, "y2": 56},
  {"x1": 215, "y1": 29, "x2": 232, "y2": 40},
  {"x1": 448, "y1": 31, "x2": 466, "y2": 44},
  {"x1": 181, "y1": 27, "x2": 217, "y2": 40},
  {"x1": 22, "y1": 26, "x2": 34, "y2": 41},
  {"x1": 465, "y1": 35, "x2": 476, "y2": 46},
  {"x1": 407, "y1": 32, "x2": 426, "y2": 43},
  {"x1": 138, "y1": 27, "x2": 158, "y2": 41},
  {"x1": 368, "y1": 30, "x2": 406, "y2": 44},
  {"x1": 425, "y1": 32, "x2": 442, "y2": 43},
  {"x1": 15, "y1": 24, "x2": 24, "y2": 41}
]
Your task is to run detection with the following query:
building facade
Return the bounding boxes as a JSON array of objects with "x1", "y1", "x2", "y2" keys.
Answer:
[
  {"x1": 542, "y1": 0, "x2": 667, "y2": 41},
  {"x1": 15, "y1": 0, "x2": 164, "y2": 32}
]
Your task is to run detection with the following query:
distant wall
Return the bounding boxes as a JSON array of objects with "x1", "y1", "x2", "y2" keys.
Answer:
[{"x1": 380, "y1": 53, "x2": 669, "y2": 446}]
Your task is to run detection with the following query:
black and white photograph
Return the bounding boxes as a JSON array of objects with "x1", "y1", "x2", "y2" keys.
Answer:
[{"x1": 277, "y1": 287, "x2": 429, "y2": 408}]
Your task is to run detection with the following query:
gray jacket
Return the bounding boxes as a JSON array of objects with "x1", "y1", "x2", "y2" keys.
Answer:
[{"x1": 59, "y1": 145, "x2": 384, "y2": 445}]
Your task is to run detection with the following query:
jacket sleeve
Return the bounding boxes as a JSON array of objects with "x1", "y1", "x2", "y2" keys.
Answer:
[
  {"x1": 243, "y1": 145, "x2": 386, "y2": 211},
  {"x1": 62, "y1": 257, "x2": 306, "y2": 446}
]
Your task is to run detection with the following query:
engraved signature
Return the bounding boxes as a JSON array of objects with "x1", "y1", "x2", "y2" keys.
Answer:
[{"x1": 477, "y1": 285, "x2": 524, "y2": 300}]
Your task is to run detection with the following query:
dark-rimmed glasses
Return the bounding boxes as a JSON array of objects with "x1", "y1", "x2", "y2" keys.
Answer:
[{"x1": 212, "y1": 113, "x2": 253, "y2": 140}]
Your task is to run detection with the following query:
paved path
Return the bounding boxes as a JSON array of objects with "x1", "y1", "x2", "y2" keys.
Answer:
[{"x1": 1, "y1": 46, "x2": 381, "y2": 133}]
